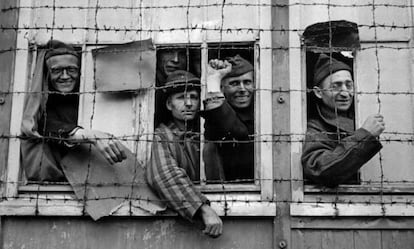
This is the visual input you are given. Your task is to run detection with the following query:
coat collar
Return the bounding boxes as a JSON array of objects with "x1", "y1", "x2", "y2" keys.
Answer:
[{"x1": 316, "y1": 103, "x2": 355, "y2": 133}]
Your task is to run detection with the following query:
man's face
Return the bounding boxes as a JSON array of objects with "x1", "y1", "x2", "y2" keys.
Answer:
[
  {"x1": 46, "y1": 54, "x2": 80, "y2": 93},
  {"x1": 167, "y1": 89, "x2": 200, "y2": 122},
  {"x1": 313, "y1": 70, "x2": 354, "y2": 112},
  {"x1": 221, "y1": 71, "x2": 254, "y2": 109},
  {"x1": 160, "y1": 49, "x2": 187, "y2": 77}
]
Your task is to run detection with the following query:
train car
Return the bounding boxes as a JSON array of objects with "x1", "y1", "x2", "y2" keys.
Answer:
[{"x1": 0, "y1": 0, "x2": 413, "y2": 248}]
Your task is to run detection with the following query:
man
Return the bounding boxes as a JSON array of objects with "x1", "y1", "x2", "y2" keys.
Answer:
[
  {"x1": 155, "y1": 48, "x2": 188, "y2": 127},
  {"x1": 301, "y1": 54, "x2": 385, "y2": 187},
  {"x1": 203, "y1": 55, "x2": 255, "y2": 181},
  {"x1": 21, "y1": 40, "x2": 126, "y2": 182},
  {"x1": 147, "y1": 70, "x2": 223, "y2": 238},
  {"x1": 156, "y1": 48, "x2": 188, "y2": 84}
]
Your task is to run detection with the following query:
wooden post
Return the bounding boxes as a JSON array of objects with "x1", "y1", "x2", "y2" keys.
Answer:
[
  {"x1": 0, "y1": 0, "x2": 19, "y2": 197},
  {"x1": 272, "y1": 0, "x2": 291, "y2": 248}
]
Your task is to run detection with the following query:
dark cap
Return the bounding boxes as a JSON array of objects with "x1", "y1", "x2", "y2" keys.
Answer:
[
  {"x1": 224, "y1": 54, "x2": 253, "y2": 78},
  {"x1": 44, "y1": 40, "x2": 79, "y2": 61},
  {"x1": 313, "y1": 54, "x2": 352, "y2": 86},
  {"x1": 163, "y1": 70, "x2": 200, "y2": 95}
]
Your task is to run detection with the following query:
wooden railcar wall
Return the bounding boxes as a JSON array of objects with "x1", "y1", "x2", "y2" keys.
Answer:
[
  {"x1": 1, "y1": 1, "x2": 414, "y2": 249},
  {"x1": 289, "y1": 0, "x2": 414, "y2": 248}
]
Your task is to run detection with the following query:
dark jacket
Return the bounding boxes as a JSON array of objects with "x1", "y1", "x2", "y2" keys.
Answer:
[
  {"x1": 202, "y1": 100, "x2": 254, "y2": 182},
  {"x1": 301, "y1": 104, "x2": 382, "y2": 187},
  {"x1": 22, "y1": 92, "x2": 79, "y2": 182}
]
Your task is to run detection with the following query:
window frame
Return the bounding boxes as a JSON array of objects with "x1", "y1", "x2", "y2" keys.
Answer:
[
  {"x1": 3, "y1": 0, "x2": 276, "y2": 217},
  {"x1": 290, "y1": 22, "x2": 414, "y2": 217}
]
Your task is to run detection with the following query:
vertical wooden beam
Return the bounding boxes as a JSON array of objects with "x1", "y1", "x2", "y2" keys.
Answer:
[
  {"x1": 272, "y1": 0, "x2": 291, "y2": 248},
  {"x1": 0, "y1": 0, "x2": 19, "y2": 197}
]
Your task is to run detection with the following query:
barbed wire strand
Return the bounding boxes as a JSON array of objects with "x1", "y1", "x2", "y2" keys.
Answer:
[{"x1": 1, "y1": 1, "x2": 414, "y2": 216}]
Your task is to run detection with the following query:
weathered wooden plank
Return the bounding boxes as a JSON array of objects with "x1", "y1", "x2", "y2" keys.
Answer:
[
  {"x1": 305, "y1": 184, "x2": 414, "y2": 194},
  {"x1": 291, "y1": 203, "x2": 414, "y2": 216},
  {"x1": 2, "y1": 217, "x2": 273, "y2": 249},
  {"x1": 353, "y1": 230, "x2": 382, "y2": 249},
  {"x1": 292, "y1": 217, "x2": 414, "y2": 230},
  {"x1": 304, "y1": 194, "x2": 414, "y2": 204},
  {"x1": 0, "y1": 0, "x2": 19, "y2": 197},
  {"x1": 0, "y1": 197, "x2": 276, "y2": 217},
  {"x1": 273, "y1": 1, "x2": 291, "y2": 249},
  {"x1": 322, "y1": 230, "x2": 354, "y2": 249},
  {"x1": 381, "y1": 230, "x2": 414, "y2": 249}
]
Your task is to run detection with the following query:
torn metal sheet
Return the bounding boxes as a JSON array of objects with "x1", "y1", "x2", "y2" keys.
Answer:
[
  {"x1": 92, "y1": 39, "x2": 156, "y2": 91},
  {"x1": 61, "y1": 143, "x2": 166, "y2": 220}
]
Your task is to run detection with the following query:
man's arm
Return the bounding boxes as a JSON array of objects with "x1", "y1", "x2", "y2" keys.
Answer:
[
  {"x1": 202, "y1": 59, "x2": 250, "y2": 140},
  {"x1": 302, "y1": 115, "x2": 384, "y2": 187},
  {"x1": 146, "y1": 133, "x2": 222, "y2": 237},
  {"x1": 69, "y1": 129, "x2": 127, "y2": 164}
]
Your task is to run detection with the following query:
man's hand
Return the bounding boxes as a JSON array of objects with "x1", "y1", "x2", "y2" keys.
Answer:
[
  {"x1": 72, "y1": 129, "x2": 127, "y2": 164},
  {"x1": 199, "y1": 204, "x2": 223, "y2": 238},
  {"x1": 206, "y1": 59, "x2": 232, "y2": 92},
  {"x1": 361, "y1": 114, "x2": 385, "y2": 137}
]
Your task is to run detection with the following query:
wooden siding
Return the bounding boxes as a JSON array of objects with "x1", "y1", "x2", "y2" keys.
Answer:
[
  {"x1": 292, "y1": 229, "x2": 414, "y2": 249},
  {"x1": 2, "y1": 217, "x2": 273, "y2": 249}
]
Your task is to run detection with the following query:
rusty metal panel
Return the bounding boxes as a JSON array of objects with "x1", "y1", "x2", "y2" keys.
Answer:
[{"x1": 2, "y1": 217, "x2": 273, "y2": 249}]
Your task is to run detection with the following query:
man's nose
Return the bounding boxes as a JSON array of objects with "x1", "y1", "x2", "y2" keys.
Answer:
[
  {"x1": 60, "y1": 69, "x2": 70, "y2": 79},
  {"x1": 339, "y1": 85, "x2": 351, "y2": 96},
  {"x1": 238, "y1": 82, "x2": 247, "y2": 91},
  {"x1": 171, "y1": 52, "x2": 180, "y2": 62},
  {"x1": 184, "y1": 96, "x2": 192, "y2": 106}
]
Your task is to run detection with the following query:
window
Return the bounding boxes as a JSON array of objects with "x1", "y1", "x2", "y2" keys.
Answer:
[
  {"x1": 5, "y1": 0, "x2": 275, "y2": 217},
  {"x1": 291, "y1": 18, "x2": 414, "y2": 217}
]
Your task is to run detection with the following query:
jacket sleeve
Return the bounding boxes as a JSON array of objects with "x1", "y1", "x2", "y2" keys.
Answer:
[
  {"x1": 301, "y1": 126, "x2": 382, "y2": 187},
  {"x1": 202, "y1": 98, "x2": 250, "y2": 141},
  {"x1": 146, "y1": 134, "x2": 209, "y2": 221}
]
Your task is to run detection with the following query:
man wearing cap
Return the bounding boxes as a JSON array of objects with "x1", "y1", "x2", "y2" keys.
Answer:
[
  {"x1": 147, "y1": 70, "x2": 223, "y2": 238},
  {"x1": 21, "y1": 40, "x2": 127, "y2": 182},
  {"x1": 203, "y1": 55, "x2": 255, "y2": 181},
  {"x1": 301, "y1": 54, "x2": 385, "y2": 187}
]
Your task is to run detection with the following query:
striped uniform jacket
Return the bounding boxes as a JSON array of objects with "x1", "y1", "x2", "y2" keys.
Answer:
[{"x1": 146, "y1": 122, "x2": 209, "y2": 221}]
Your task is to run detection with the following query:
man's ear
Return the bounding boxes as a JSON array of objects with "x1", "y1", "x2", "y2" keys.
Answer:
[
  {"x1": 313, "y1": 86, "x2": 323, "y2": 99},
  {"x1": 166, "y1": 97, "x2": 172, "y2": 111}
]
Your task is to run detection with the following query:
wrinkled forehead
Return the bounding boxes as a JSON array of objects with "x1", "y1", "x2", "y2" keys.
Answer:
[
  {"x1": 321, "y1": 70, "x2": 353, "y2": 87},
  {"x1": 46, "y1": 54, "x2": 79, "y2": 68},
  {"x1": 222, "y1": 71, "x2": 254, "y2": 84},
  {"x1": 159, "y1": 48, "x2": 186, "y2": 58},
  {"x1": 167, "y1": 88, "x2": 200, "y2": 98}
]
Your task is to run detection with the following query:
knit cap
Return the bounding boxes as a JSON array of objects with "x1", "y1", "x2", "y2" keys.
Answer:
[
  {"x1": 313, "y1": 53, "x2": 352, "y2": 86},
  {"x1": 44, "y1": 40, "x2": 79, "y2": 61}
]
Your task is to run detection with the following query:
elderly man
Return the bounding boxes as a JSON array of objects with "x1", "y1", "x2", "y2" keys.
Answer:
[
  {"x1": 301, "y1": 54, "x2": 385, "y2": 187},
  {"x1": 203, "y1": 55, "x2": 255, "y2": 182},
  {"x1": 147, "y1": 70, "x2": 223, "y2": 238},
  {"x1": 21, "y1": 40, "x2": 126, "y2": 182}
]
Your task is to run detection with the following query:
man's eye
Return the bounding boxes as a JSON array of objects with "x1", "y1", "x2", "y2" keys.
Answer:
[
  {"x1": 51, "y1": 68, "x2": 62, "y2": 74},
  {"x1": 67, "y1": 67, "x2": 79, "y2": 74}
]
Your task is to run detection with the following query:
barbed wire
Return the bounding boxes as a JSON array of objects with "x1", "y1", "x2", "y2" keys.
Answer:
[
  {"x1": 2, "y1": 2, "x2": 414, "y2": 12},
  {"x1": 1, "y1": 1, "x2": 414, "y2": 217}
]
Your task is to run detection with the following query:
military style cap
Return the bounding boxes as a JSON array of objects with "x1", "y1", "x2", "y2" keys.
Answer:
[
  {"x1": 163, "y1": 70, "x2": 200, "y2": 95},
  {"x1": 313, "y1": 53, "x2": 352, "y2": 86},
  {"x1": 224, "y1": 54, "x2": 253, "y2": 78}
]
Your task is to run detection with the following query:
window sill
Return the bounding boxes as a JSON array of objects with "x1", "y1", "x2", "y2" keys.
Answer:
[
  {"x1": 305, "y1": 184, "x2": 414, "y2": 194},
  {"x1": 1, "y1": 193, "x2": 276, "y2": 217},
  {"x1": 291, "y1": 203, "x2": 414, "y2": 217}
]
